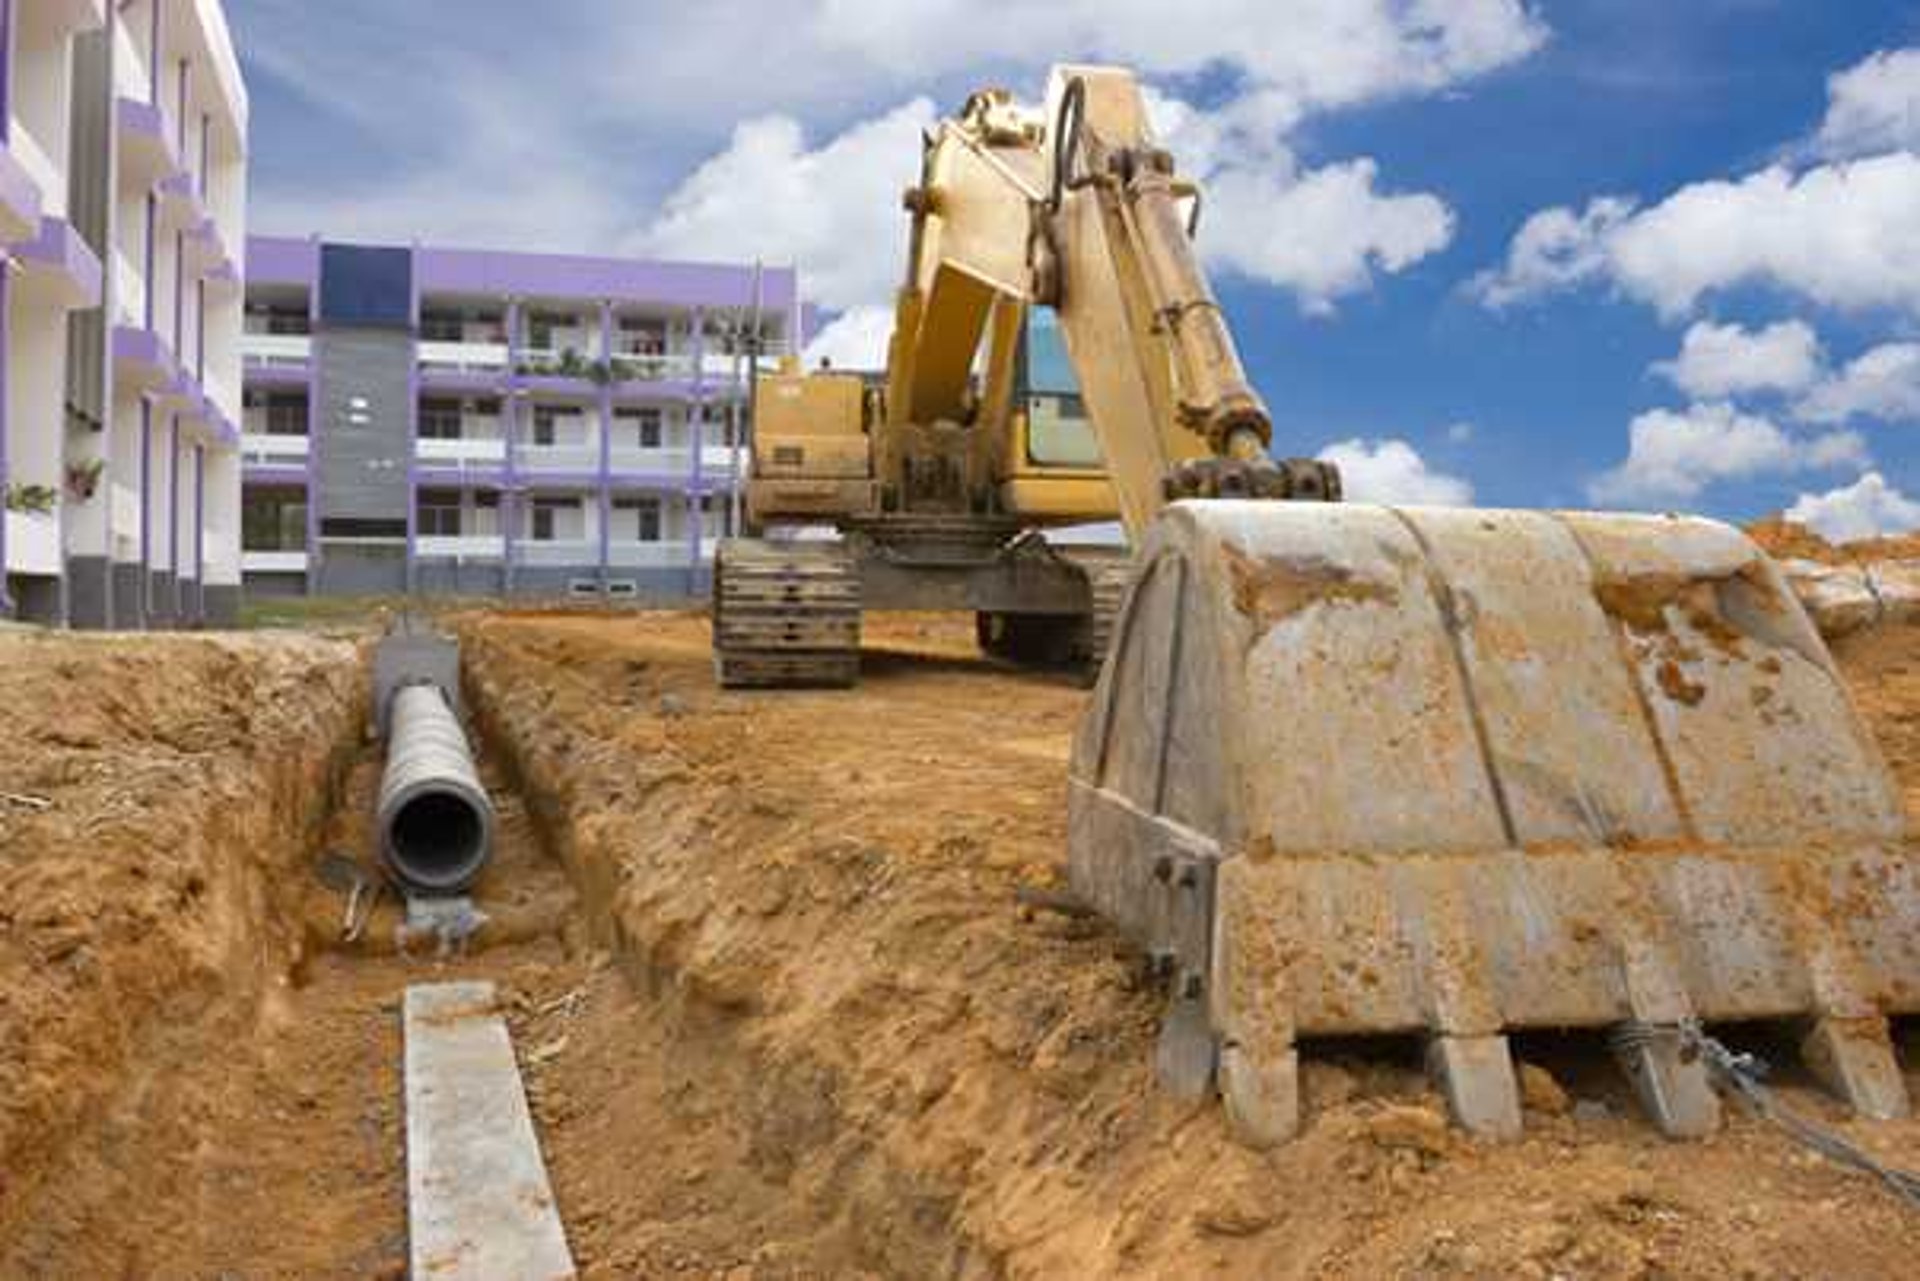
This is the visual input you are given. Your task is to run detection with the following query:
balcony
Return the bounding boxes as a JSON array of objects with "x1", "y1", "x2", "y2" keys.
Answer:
[
  {"x1": 417, "y1": 534, "x2": 506, "y2": 561},
  {"x1": 608, "y1": 445, "x2": 747, "y2": 477},
  {"x1": 606, "y1": 540, "x2": 698, "y2": 569},
  {"x1": 5, "y1": 508, "x2": 63, "y2": 576},
  {"x1": 241, "y1": 433, "x2": 310, "y2": 466},
  {"x1": 116, "y1": 97, "x2": 179, "y2": 193},
  {"x1": 242, "y1": 332, "x2": 313, "y2": 366},
  {"x1": 10, "y1": 124, "x2": 64, "y2": 219},
  {"x1": 516, "y1": 539, "x2": 596, "y2": 567},
  {"x1": 242, "y1": 550, "x2": 309, "y2": 575},
  {"x1": 417, "y1": 437, "x2": 507, "y2": 466},
  {"x1": 517, "y1": 442, "x2": 598, "y2": 473},
  {"x1": 420, "y1": 340, "x2": 510, "y2": 373}
]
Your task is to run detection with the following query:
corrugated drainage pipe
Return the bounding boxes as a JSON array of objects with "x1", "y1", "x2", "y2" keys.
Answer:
[{"x1": 378, "y1": 682, "x2": 494, "y2": 893}]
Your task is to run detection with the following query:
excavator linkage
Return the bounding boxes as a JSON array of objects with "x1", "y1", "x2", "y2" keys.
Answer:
[{"x1": 1070, "y1": 502, "x2": 1919, "y2": 1145}]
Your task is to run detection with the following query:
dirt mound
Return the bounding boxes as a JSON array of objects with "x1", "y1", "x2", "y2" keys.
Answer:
[
  {"x1": 0, "y1": 631, "x2": 360, "y2": 1252},
  {"x1": 464, "y1": 610, "x2": 1920, "y2": 1280},
  {"x1": 1749, "y1": 515, "x2": 1920, "y2": 565}
]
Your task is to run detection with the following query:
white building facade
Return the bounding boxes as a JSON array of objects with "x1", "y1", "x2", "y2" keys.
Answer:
[{"x1": 1, "y1": 0, "x2": 246, "y2": 628}]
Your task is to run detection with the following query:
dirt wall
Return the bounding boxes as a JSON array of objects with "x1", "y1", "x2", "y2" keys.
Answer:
[{"x1": 0, "y1": 632, "x2": 362, "y2": 1256}]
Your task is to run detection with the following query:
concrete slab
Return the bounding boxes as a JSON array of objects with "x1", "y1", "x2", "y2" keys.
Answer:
[{"x1": 403, "y1": 981, "x2": 575, "y2": 1280}]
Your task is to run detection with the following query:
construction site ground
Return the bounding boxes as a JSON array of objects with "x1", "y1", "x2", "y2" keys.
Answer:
[{"x1": 4, "y1": 578, "x2": 1920, "y2": 1276}]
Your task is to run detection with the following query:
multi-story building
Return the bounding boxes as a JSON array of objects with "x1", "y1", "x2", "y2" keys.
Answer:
[
  {"x1": 1, "y1": 0, "x2": 247, "y2": 627},
  {"x1": 240, "y1": 237, "x2": 798, "y2": 601}
]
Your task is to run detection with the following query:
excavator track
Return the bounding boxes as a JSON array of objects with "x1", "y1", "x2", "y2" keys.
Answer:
[
  {"x1": 1072, "y1": 554, "x2": 1133, "y2": 676},
  {"x1": 712, "y1": 539, "x2": 862, "y2": 689}
]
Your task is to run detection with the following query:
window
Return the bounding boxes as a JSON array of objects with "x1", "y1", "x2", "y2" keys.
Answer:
[
  {"x1": 614, "y1": 496, "x2": 662, "y2": 542},
  {"x1": 700, "y1": 493, "x2": 737, "y2": 537},
  {"x1": 242, "y1": 487, "x2": 307, "y2": 551},
  {"x1": 531, "y1": 406, "x2": 562, "y2": 447},
  {"x1": 419, "y1": 399, "x2": 463, "y2": 440},
  {"x1": 260, "y1": 393, "x2": 307, "y2": 436},
  {"x1": 421, "y1": 310, "x2": 464, "y2": 342},
  {"x1": 417, "y1": 489, "x2": 463, "y2": 537},
  {"x1": 531, "y1": 497, "x2": 576, "y2": 542},
  {"x1": 615, "y1": 407, "x2": 663, "y2": 448}
]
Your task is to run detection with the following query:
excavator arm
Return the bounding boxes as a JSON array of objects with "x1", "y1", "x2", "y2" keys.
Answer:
[{"x1": 881, "y1": 66, "x2": 1336, "y2": 540}]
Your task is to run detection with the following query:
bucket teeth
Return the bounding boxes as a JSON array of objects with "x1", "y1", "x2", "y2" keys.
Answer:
[
  {"x1": 1427, "y1": 1034, "x2": 1523, "y2": 1140},
  {"x1": 1610, "y1": 1021, "x2": 1721, "y2": 1139},
  {"x1": 1153, "y1": 967, "x2": 1217, "y2": 1102},
  {"x1": 1218, "y1": 1043, "x2": 1299, "y2": 1149},
  {"x1": 1801, "y1": 1016, "x2": 1912, "y2": 1120}
]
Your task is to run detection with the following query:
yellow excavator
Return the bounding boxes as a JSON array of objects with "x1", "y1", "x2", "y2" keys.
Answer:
[{"x1": 717, "y1": 66, "x2": 1920, "y2": 1146}]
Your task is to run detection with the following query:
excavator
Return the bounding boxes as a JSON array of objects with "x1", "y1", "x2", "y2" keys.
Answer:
[{"x1": 716, "y1": 66, "x2": 1920, "y2": 1146}]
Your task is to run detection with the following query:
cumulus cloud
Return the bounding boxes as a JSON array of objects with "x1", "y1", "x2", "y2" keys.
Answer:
[
  {"x1": 1316, "y1": 438, "x2": 1474, "y2": 505},
  {"x1": 803, "y1": 304, "x2": 895, "y2": 371},
  {"x1": 1469, "y1": 197, "x2": 1634, "y2": 308},
  {"x1": 1476, "y1": 155, "x2": 1920, "y2": 319},
  {"x1": 1787, "y1": 472, "x2": 1920, "y2": 543},
  {"x1": 1796, "y1": 342, "x2": 1920, "y2": 424},
  {"x1": 629, "y1": 100, "x2": 936, "y2": 313},
  {"x1": 1814, "y1": 47, "x2": 1920, "y2": 160},
  {"x1": 1655, "y1": 320, "x2": 1823, "y2": 400},
  {"x1": 1587, "y1": 402, "x2": 1867, "y2": 506},
  {"x1": 1201, "y1": 159, "x2": 1455, "y2": 310}
]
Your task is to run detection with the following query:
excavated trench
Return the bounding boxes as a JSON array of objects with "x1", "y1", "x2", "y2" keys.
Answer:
[{"x1": 6, "y1": 608, "x2": 1920, "y2": 1280}]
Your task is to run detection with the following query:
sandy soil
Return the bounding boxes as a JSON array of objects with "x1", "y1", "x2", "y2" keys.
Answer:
[
  {"x1": 463, "y1": 609, "x2": 1920, "y2": 1279},
  {"x1": 2, "y1": 602, "x2": 1918, "y2": 1279}
]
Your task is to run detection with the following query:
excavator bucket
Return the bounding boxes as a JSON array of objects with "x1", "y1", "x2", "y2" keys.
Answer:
[{"x1": 1069, "y1": 502, "x2": 1920, "y2": 1146}]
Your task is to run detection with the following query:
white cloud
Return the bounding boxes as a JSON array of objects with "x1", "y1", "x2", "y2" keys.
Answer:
[
  {"x1": 1655, "y1": 320, "x2": 1823, "y2": 399},
  {"x1": 1317, "y1": 438, "x2": 1474, "y2": 505},
  {"x1": 1201, "y1": 159, "x2": 1455, "y2": 310},
  {"x1": 1469, "y1": 197, "x2": 1634, "y2": 308},
  {"x1": 1815, "y1": 48, "x2": 1920, "y2": 160},
  {"x1": 1476, "y1": 155, "x2": 1920, "y2": 319},
  {"x1": 1796, "y1": 342, "x2": 1920, "y2": 424},
  {"x1": 627, "y1": 100, "x2": 935, "y2": 312},
  {"x1": 804, "y1": 304, "x2": 895, "y2": 371},
  {"x1": 1587, "y1": 402, "x2": 1867, "y2": 506},
  {"x1": 1787, "y1": 472, "x2": 1920, "y2": 543},
  {"x1": 239, "y1": 0, "x2": 1544, "y2": 325}
]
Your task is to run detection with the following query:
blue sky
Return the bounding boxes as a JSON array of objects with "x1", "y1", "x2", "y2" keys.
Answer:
[{"x1": 228, "y1": 1, "x2": 1920, "y2": 539}]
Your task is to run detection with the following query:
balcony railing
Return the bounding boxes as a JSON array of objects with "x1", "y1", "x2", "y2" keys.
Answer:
[
  {"x1": 517, "y1": 443, "x2": 597, "y2": 471},
  {"x1": 417, "y1": 534, "x2": 506, "y2": 560},
  {"x1": 516, "y1": 538, "x2": 596, "y2": 567},
  {"x1": 241, "y1": 433, "x2": 310, "y2": 465},
  {"x1": 417, "y1": 437, "x2": 506, "y2": 465},
  {"x1": 242, "y1": 333, "x2": 313, "y2": 365},
  {"x1": 241, "y1": 550, "x2": 309, "y2": 574},
  {"x1": 606, "y1": 540, "x2": 708, "y2": 568},
  {"x1": 608, "y1": 445, "x2": 746, "y2": 475},
  {"x1": 4, "y1": 508, "x2": 62, "y2": 575},
  {"x1": 419, "y1": 340, "x2": 510, "y2": 373}
]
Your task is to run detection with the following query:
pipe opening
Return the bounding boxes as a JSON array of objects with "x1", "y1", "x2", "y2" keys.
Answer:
[{"x1": 385, "y1": 788, "x2": 489, "y2": 892}]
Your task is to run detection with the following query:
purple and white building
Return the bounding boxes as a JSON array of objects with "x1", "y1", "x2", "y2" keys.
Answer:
[
  {"x1": 2, "y1": 0, "x2": 247, "y2": 628},
  {"x1": 240, "y1": 236, "x2": 798, "y2": 601}
]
